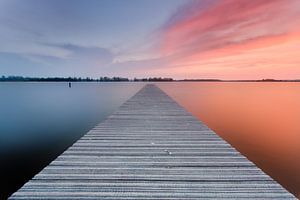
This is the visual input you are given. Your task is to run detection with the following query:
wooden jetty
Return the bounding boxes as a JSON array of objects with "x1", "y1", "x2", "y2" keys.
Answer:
[{"x1": 9, "y1": 84, "x2": 295, "y2": 199}]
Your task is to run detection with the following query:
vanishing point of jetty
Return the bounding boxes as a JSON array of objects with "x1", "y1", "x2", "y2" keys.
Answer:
[{"x1": 10, "y1": 84, "x2": 294, "y2": 199}]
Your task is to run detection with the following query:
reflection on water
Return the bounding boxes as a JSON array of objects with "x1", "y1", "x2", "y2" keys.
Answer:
[
  {"x1": 0, "y1": 82, "x2": 144, "y2": 199},
  {"x1": 158, "y1": 82, "x2": 300, "y2": 198}
]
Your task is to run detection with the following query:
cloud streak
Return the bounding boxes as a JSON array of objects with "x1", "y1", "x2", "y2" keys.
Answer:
[
  {"x1": 0, "y1": 0, "x2": 186, "y2": 77},
  {"x1": 160, "y1": 0, "x2": 300, "y2": 79},
  {"x1": 42, "y1": 43, "x2": 114, "y2": 65}
]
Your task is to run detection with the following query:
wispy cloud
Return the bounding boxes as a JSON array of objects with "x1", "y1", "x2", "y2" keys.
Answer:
[
  {"x1": 41, "y1": 43, "x2": 114, "y2": 65},
  {"x1": 0, "y1": 0, "x2": 186, "y2": 77},
  {"x1": 160, "y1": 0, "x2": 300, "y2": 79},
  {"x1": 162, "y1": 0, "x2": 300, "y2": 55}
]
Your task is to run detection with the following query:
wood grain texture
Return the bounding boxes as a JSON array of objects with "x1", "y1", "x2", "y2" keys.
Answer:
[{"x1": 9, "y1": 84, "x2": 295, "y2": 199}]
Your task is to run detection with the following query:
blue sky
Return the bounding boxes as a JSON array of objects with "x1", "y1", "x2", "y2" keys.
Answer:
[{"x1": 0, "y1": 0, "x2": 188, "y2": 77}]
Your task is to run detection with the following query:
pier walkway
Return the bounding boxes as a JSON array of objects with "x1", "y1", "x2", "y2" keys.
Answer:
[{"x1": 9, "y1": 84, "x2": 294, "y2": 199}]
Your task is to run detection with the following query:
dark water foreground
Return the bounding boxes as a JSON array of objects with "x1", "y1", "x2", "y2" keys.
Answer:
[
  {"x1": 0, "y1": 82, "x2": 144, "y2": 199},
  {"x1": 159, "y1": 82, "x2": 300, "y2": 198}
]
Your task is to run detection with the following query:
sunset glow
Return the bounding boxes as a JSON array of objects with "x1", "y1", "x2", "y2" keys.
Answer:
[{"x1": 160, "y1": 0, "x2": 300, "y2": 79}]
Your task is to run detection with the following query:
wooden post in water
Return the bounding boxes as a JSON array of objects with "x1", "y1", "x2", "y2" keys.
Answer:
[{"x1": 9, "y1": 84, "x2": 295, "y2": 199}]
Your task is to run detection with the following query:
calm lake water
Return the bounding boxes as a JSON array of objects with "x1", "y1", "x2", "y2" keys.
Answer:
[
  {"x1": 158, "y1": 82, "x2": 300, "y2": 198},
  {"x1": 0, "y1": 82, "x2": 144, "y2": 199},
  {"x1": 1, "y1": 82, "x2": 299, "y2": 198}
]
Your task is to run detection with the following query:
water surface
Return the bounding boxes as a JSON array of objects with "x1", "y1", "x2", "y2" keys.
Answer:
[
  {"x1": 1, "y1": 82, "x2": 299, "y2": 199},
  {"x1": 158, "y1": 82, "x2": 300, "y2": 198},
  {"x1": 0, "y1": 82, "x2": 144, "y2": 199}
]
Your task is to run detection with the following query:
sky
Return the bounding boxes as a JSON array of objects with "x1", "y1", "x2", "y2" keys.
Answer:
[{"x1": 0, "y1": 0, "x2": 300, "y2": 79}]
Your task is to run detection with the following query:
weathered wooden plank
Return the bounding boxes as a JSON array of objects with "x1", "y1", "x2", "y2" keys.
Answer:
[{"x1": 9, "y1": 84, "x2": 295, "y2": 199}]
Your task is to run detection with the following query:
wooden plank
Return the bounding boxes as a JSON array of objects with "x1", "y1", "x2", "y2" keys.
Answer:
[{"x1": 9, "y1": 84, "x2": 295, "y2": 199}]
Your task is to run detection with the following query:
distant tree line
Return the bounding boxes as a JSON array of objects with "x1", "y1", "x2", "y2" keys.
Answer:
[
  {"x1": 0, "y1": 76, "x2": 174, "y2": 82},
  {"x1": 178, "y1": 79, "x2": 221, "y2": 82},
  {"x1": 1, "y1": 75, "x2": 299, "y2": 82},
  {"x1": 0, "y1": 76, "x2": 130, "y2": 82},
  {"x1": 133, "y1": 77, "x2": 173, "y2": 82}
]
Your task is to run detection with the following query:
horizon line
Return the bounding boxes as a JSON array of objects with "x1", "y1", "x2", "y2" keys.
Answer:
[{"x1": 1, "y1": 75, "x2": 300, "y2": 82}]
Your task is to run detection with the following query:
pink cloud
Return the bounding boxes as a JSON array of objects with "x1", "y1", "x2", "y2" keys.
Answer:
[{"x1": 160, "y1": 0, "x2": 300, "y2": 79}]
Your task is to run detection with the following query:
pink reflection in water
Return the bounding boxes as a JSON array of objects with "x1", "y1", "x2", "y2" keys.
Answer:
[{"x1": 158, "y1": 82, "x2": 300, "y2": 197}]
